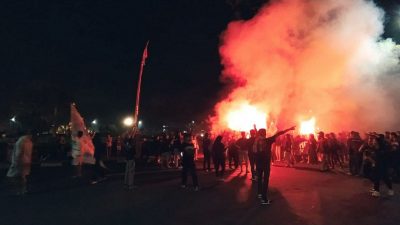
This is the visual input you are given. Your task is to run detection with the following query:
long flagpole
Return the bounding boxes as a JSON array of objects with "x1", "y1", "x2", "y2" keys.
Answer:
[{"x1": 132, "y1": 41, "x2": 149, "y2": 134}]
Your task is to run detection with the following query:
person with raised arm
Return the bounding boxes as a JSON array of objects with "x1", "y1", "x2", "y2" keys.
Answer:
[{"x1": 254, "y1": 126, "x2": 296, "y2": 205}]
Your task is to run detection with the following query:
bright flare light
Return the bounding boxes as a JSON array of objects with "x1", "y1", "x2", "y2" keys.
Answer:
[
  {"x1": 226, "y1": 103, "x2": 267, "y2": 131},
  {"x1": 299, "y1": 117, "x2": 316, "y2": 135},
  {"x1": 123, "y1": 117, "x2": 134, "y2": 127}
]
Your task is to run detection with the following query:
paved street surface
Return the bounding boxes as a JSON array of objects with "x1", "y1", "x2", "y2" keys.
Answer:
[{"x1": 1, "y1": 165, "x2": 399, "y2": 225}]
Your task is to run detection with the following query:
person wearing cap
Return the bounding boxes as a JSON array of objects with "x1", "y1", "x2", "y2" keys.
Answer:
[
  {"x1": 180, "y1": 134, "x2": 199, "y2": 191},
  {"x1": 254, "y1": 126, "x2": 295, "y2": 205}
]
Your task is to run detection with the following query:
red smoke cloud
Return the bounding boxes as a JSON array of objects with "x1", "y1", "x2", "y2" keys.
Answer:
[{"x1": 211, "y1": 0, "x2": 400, "y2": 133}]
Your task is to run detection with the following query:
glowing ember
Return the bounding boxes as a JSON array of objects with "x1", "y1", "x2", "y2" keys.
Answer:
[
  {"x1": 226, "y1": 103, "x2": 267, "y2": 131},
  {"x1": 299, "y1": 117, "x2": 316, "y2": 135}
]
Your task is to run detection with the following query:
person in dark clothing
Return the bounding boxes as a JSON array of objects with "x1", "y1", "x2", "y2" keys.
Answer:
[
  {"x1": 255, "y1": 126, "x2": 295, "y2": 205},
  {"x1": 236, "y1": 132, "x2": 249, "y2": 173},
  {"x1": 308, "y1": 134, "x2": 318, "y2": 164},
  {"x1": 202, "y1": 133, "x2": 212, "y2": 171},
  {"x1": 282, "y1": 134, "x2": 294, "y2": 167},
  {"x1": 124, "y1": 135, "x2": 137, "y2": 190},
  {"x1": 92, "y1": 134, "x2": 107, "y2": 184},
  {"x1": 171, "y1": 135, "x2": 182, "y2": 168},
  {"x1": 317, "y1": 132, "x2": 330, "y2": 171},
  {"x1": 347, "y1": 131, "x2": 364, "y2": 175},
  {"x1": 158, "y1": 135, "x2": 171, "y2": 168},
  {"x1": 247, "y1": 129, "x2": 257, "y2": 181},
  {"x1": 369, "y1": 134, "x2": 394, "y2": 197},
  {"x1": 327, "y1": 133, "x2": 343, "y2": 169},
  {"x1": 228, "y1": 139, "x2": 239, "y2": 169},
  {"x1": 389, "y1": 132, "x2": 400, "y2": 181},
  {"x1": 359, "y1": 137, "x2": 375, "y2": 179},
  {"x1": 212, "y1": 135, "x2": 226, "y2": 179},
  {"x1": 180, "y1": 134, "x2": 199, "y2": 191}
]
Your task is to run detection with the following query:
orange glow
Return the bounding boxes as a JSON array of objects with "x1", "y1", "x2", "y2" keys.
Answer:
[
  {"x1": 299, "y1": 117, "x2": 316, "y2": 135},
  {"x1": 210, "y1": 0, "x2": 400, "y2": 134},
  {"x1": 225, "y1": 103, "x2": 267, "y2": 131}
]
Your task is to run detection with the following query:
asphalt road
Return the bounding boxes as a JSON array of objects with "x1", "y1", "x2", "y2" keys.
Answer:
[{"x1": 1, "y1": 165, "x2": 399, "y2": 225}]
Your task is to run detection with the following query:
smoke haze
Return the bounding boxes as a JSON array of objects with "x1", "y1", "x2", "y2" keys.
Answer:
[{"x1": 212, "y1": 0, "x2": 400, "y2": 133}]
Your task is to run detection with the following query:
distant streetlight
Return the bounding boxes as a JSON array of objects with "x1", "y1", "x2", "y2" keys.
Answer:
[
  {"x1": 10, "y1": 116, "x2": 16, "y2": 122},
  {"x1": 138, "y1": 120, "x2": 143, "y2": 128},
  {"x1": 123, "y1": 117, "x2": 134, "y2": 127},
  {"x1": 92, "y1": 119, "x2": 97, "y2": 125}
]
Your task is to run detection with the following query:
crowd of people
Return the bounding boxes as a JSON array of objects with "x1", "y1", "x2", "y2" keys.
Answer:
[
  {"x1": 193, "y1": 129, "x2": 400, "y2": 201},
  {"x1": 3, "y1": 127, "x2": 399, "y2": 203}
]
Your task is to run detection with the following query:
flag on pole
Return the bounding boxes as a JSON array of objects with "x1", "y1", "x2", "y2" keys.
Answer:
[
  {"x1": 70, "y1": 103, "x2": 95, "y2": 164},
  {"x1": 142, "y1": 41, "x2": 149, "y2": 66},
  {"x1": 132, "y1": 41, "x2": 149, "y2": 136}
]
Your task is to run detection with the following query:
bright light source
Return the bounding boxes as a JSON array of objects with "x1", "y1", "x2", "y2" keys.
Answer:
[
  {"x1": 10, "y1": 116, "x2": 16, "y2": 122},
  {"x1": 299, "y1": 117, "x2": 316, "y2": 135},
  {"x1": 225, "y1": 103, "x2": 267, "y2": 131},
  {"x1": 123, "y1": 117, "x2": 134, "y2": 127},
  {"x1": 138, "y1": 120, "x2": 142, "y2": 125},
  {"x1": 192, "y1": 120, "x2": 195, "y2": 124},
  {"x1": 92, "y1": 119, "x2": 97, "y2": 125}
]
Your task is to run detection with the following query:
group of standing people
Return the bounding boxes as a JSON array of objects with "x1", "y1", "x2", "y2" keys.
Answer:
[
  {"x1": 347, "y1": 131, "x2": 399, "y2": 197},
  {"x1": 182, "y1": 126, "x2": 295, "y2": 205}
]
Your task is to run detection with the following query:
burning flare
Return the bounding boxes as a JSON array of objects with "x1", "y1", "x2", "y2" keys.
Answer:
[
  {"x1": 225, "y1": 103, "x2": 267, "y2": 131},
  {"x1": 299, "y1": 117, "x2": 316, "y2": 135}
]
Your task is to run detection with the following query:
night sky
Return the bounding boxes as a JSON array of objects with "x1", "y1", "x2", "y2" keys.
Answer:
[{"x1": 0, "y1": 0, "x2": 398, "y2": 132}]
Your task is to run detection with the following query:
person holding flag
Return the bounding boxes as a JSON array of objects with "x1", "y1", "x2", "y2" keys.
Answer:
[{"x1": 70, "y1": 103, "x2": 95, "y2": 178}]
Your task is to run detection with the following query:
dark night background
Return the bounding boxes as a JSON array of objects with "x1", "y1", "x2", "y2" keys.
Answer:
[{"x1": 0, "y1": 0, "x2": 398, "y2": 133}]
